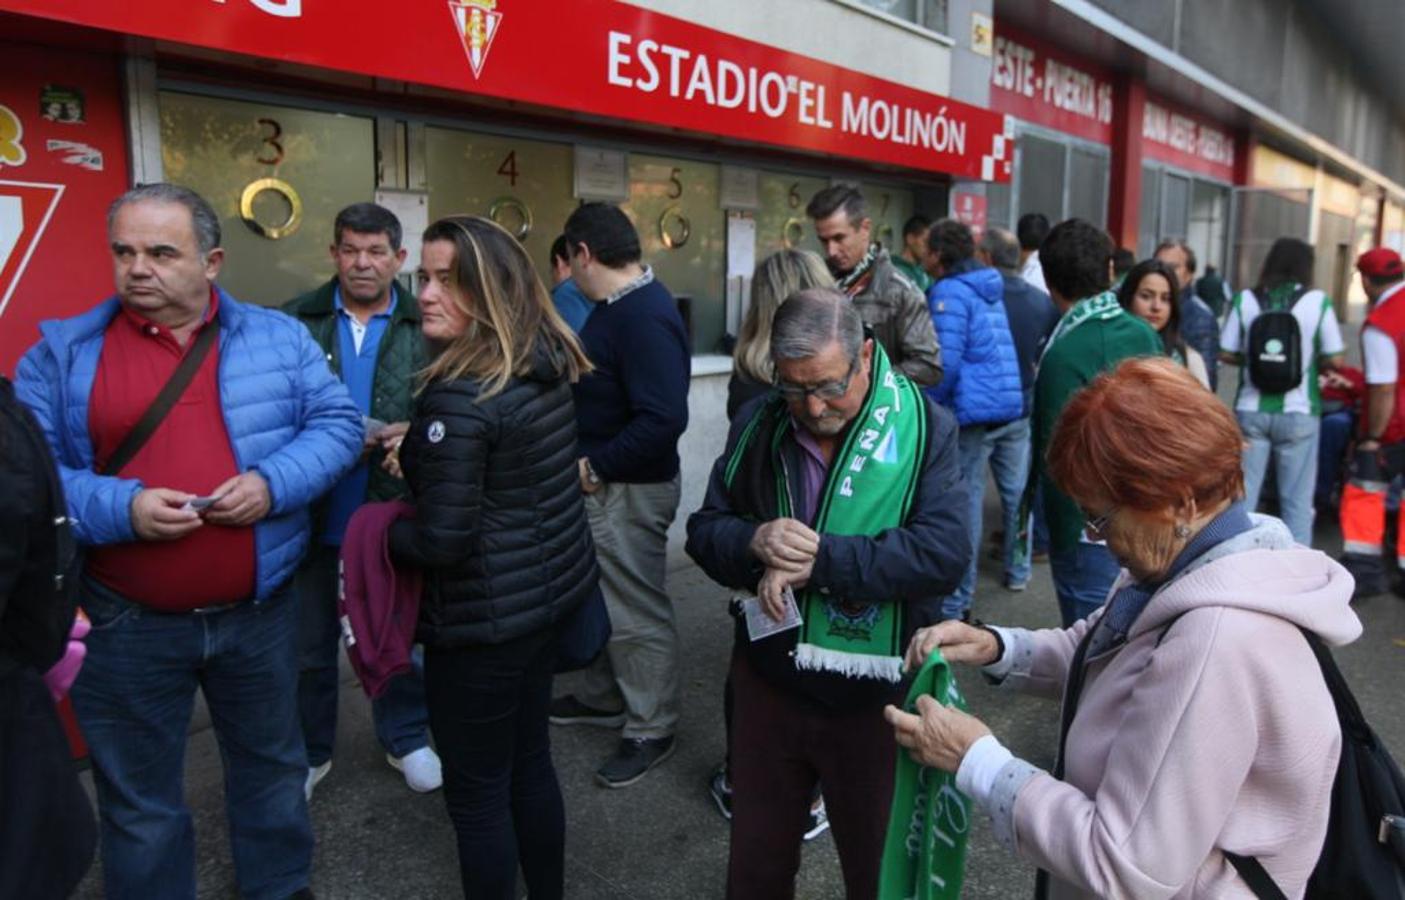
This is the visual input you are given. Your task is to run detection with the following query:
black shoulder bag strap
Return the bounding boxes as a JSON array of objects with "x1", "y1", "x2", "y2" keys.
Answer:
[
  {"x1": 99, "y1": 317, "x2": 220, "y2": 477},
  {"x1": 1033, "y1": 622, "x2": 1102, "y2": 899}
]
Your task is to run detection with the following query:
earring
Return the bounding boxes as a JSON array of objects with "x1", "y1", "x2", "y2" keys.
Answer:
[{"x1": 1174, "y1": 523, "x2": 1191, "y2": 539}]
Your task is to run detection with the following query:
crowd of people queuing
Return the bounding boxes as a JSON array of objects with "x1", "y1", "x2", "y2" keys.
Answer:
[{"x1": 2, "y1": 172, "x2": 1402, "y2": 900}]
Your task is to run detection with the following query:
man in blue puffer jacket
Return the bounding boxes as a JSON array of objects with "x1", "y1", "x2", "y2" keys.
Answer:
[
  {"x1": 14, "y1": 184, "x2": 361, "y2": 900},
  {"x1": 922, "y1": 218, "x2": 1023, "y2": 620}
]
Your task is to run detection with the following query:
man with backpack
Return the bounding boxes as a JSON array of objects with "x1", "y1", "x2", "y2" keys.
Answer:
[{"x1": 1220, "y1": 237, "x2": 1345, "y2": 546}]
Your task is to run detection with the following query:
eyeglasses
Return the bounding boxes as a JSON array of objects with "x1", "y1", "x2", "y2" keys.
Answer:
[
  {"x1": 1082, "y1": 506, "x2": 1118, "y2": 539},
  {"x1": 774, "y1": 360, "x2": 858, "y2": 402}
]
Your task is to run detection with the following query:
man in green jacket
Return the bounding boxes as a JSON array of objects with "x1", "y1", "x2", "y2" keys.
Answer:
[
  {"x1": 1030, "y1": 219, "x2": 1162, "y2": 627},
  {"x1": 282, "y1": 202, "x2": 437, "y2": 798}
]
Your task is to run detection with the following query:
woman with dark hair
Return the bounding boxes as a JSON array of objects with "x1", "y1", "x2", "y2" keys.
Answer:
[
  {"x1": 1116, "y1": 258, "x2": 1210, "y2": 388},
  {"x1": 1218, "y1": 237, "x2": 1345, "y2": 545},
  {"x1": 386, "y1": 215, "x2": 597, "y2": 899},
  {"x1": 886, "y1": 357, "x2": 1360, "y2": 899}
]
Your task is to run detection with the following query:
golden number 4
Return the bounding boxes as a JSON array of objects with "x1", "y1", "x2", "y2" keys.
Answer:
[{"x1": 497, "y1": 150, "x2": 520, "y2": 187}]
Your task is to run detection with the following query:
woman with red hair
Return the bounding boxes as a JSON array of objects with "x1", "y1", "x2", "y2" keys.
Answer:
[{"x1": 886, "y1": 357, "x2": 1361, "y2": 898}]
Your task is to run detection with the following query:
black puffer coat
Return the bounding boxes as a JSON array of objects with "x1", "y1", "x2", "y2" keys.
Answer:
[{"x1": 388, "y1": 348, "x2": 598, "y2": 649}]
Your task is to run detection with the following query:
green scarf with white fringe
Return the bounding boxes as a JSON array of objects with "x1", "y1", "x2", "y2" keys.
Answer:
[{"x1": 723, "y1": 342, "x2": 927, "y2": 681}]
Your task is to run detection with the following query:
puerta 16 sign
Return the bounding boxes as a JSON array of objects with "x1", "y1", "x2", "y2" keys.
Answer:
[{"x1": 0, "y1": 0, "x2": 1013, "y2": 182}]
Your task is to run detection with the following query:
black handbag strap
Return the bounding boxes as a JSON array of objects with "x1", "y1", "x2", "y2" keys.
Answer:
[
  {"x1": 1034, "y1": 622, "x2": 1102, "y2": 899},
  {"x1": 1224, "y1": 852, "x2": 1288, "y2": 900},
  {"x1": 99, "y1": 317, "x2": 220, "y2": 477}
]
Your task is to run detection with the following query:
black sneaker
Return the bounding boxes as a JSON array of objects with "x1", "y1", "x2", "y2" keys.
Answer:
[
  {"x1": 596, "y1": 736, "x2": 675, "y2": 788},
  {"x1": 548, "y1": 695, "x2": 626, "y2": 728},
  {"x1": 707, "y1": 763, "x2": 732, "y2": 820}
]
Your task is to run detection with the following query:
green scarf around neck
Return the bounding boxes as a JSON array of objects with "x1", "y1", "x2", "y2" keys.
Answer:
[
  {"x1": 878, "y1": 648, "x2": 972, "y2": 900},
  {"x1": 723, "y1": 341, "x2": 928, "y2": 682}
]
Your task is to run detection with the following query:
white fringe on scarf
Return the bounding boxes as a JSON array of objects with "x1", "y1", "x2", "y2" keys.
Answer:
[{"x1": 794, "y1": 643, "x2": 904, "y2": 683}]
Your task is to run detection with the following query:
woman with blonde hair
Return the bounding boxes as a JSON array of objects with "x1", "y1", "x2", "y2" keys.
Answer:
[
  {"x1": 386, "y1": 215, "x2": 597, "y2": 899},
  {"x1": 728, "y1": 249, "x2": 834, "y2": 419}
]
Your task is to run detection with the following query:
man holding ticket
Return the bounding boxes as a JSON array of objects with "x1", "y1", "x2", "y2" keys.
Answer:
[
  {"x1": 15, "y1": 183, "x2": 360, "y2": 900},
  {"x1": 686, "y1": 287, "x2": 970, "y2": 900}
]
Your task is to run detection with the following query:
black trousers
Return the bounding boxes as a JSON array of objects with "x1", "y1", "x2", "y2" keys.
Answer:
[
  {"x1": 0, "y1": 665, "x2": 96, "y2": 900},
  {"x1": 424, "y1": 628, "x2": 564, "y2": 900}
]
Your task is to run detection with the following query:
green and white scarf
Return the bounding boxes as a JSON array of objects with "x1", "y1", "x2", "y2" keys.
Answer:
[
  {"x1": 878, "y1": 648, "x2": 972, "y2": 900},
  {"x1": 836, "y1": 243, "x2": 881, "y2": 295},
  {"x1": 1037, "y1": 289, "x2": 1125, "y2": 365},
  {"x1": 724, "y1": 342, "x2": 928, "y2": 681}
]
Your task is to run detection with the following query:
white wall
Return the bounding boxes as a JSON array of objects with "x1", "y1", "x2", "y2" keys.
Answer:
[
  {"x1": 667, "y1": 361, "x2": 733, "y2": 568},
  {"x1": 622, "y1": 0, "x2": 954, "y2": 99}
]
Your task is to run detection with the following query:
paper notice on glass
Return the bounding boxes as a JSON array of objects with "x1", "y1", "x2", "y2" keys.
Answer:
[
  {"x1": 742, "y1": 586, "x2": 802, "y2": 642},
  {"x1": 726, "y1": 213, "x2": 757, "y2": 279},
  {"x1": 373, "y1": 190, "x2": 429, "y2": 273},
  {"x1": 574, "y1": 145, "x2": 629, "y2": 201},
  {"x1": 720, "y1": 165, "x2": 760, "y2": 210}
]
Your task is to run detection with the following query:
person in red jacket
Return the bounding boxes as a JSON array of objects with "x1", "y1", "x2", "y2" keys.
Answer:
[{"x1": 1338, "y1": 247, "x2": 1405, "y2": 597}]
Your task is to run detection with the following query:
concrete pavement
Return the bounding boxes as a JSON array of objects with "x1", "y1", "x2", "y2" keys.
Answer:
[{"x1": 73, "y1": 512, "x2": 1405, "y2": 899}]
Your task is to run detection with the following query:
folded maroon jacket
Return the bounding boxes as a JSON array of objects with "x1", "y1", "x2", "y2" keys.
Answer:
[{"x1": 338, "y1": 501, "x2": 422, "y2": 699}]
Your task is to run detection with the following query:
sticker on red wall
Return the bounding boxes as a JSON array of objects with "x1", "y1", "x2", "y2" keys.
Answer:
[
  {"x1": 0, "y1": 105, "x2": 28, "y2": 167},
  {"x1": 0, "y1": 42, "x2": 129, "y2": 376}
]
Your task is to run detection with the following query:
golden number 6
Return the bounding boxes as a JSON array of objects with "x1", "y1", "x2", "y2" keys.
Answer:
[
  {"x1": 489, "y1": 196, "x2": 533, "y2": 240},
  {"x1": 239, "y1": 177, "x2": 302, "y2": 240},
  {"x1": 659, "y1": 203, "x2": 691, "y2": 250}
]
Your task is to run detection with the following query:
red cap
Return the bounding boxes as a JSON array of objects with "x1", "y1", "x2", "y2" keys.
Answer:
[{"x1": 1358, "y1": 247, "x2": 1404, "y2": 280}]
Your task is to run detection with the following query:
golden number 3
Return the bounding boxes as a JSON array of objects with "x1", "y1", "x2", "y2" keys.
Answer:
[
  {"x1": 255, "y1": 118, "x2": 285, "y2": 166},
  {"x1": 239, "y1": 178, "x2": 303, "y2": 240}
]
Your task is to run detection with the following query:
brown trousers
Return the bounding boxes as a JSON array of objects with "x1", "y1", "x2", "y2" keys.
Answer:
[{"x1": 726, "y1": 651, "x2": 897, "y2": 900}]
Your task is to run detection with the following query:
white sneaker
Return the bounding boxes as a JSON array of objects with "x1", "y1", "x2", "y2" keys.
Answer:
[
  {"x1": 305, "y1": 761, "x2": 332, "y2": 801},
  {"x1": 387, "y1": 746, "x2": 442, "y2": 793}
]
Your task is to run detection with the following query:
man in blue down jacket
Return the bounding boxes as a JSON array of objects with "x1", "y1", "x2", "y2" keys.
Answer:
[
  {"x1": 15, "y1": 184, "x2": 360, "y2": 900},
  {"x1": 922, "y1": 218, "x2": 1024, "y2": 620}
]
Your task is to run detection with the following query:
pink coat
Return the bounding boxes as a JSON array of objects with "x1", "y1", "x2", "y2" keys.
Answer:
[{"x1": 994, "y1": 518, "x2": 1362, "y2": 899}]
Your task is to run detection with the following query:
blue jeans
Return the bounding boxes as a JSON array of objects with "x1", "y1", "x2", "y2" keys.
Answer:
[
  {"x1": 1238, "y1": 410, "x2": 1320, "y2": 545},
  {"x1": 1315, "y1": 410, "x2": 1354, "y2": 509},
  {"x1": 71, "y1": 578, "x2": 312, "y2": 900},
  {"x1": 942, "y1": 420, "x2": 1032, "y2": 619},
  {"x1": 1049, "y1": 542, "x2": 1122, "y2": 628},
  {"x1": 296, "y1": 543, "x2": 430, "y2": 765}
]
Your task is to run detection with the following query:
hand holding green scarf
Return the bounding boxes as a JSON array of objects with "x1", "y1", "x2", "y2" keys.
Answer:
[{"x1": 878, "y1": 648, "x2": 972, "y2": 900}]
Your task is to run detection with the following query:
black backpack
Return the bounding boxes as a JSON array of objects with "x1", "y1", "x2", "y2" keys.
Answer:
[
  {"x1": 1246, "y1": 287, "x2": 1310, "y2": 394},
  {"x1": 1226, "y1": 628, "x2": 1405, "y2": 899}
]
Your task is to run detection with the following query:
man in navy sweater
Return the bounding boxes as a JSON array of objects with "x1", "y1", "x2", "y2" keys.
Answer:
[{"x1": 549, "y1": 203, "x2": 691, "y2": 788}]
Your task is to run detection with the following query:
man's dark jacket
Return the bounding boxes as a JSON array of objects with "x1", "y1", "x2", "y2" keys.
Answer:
[
  {"x1": 282, "y1": 277, "x2": 426, "y2": 504},
  {"x1": 998, "y1": 272, "x2": 1060, "y2": 419},
  {"x1": 388, "y1": 347, "x2": 599, "y2": 649},
  {"x1": 685, "y1": 393, "x2": 970, "y2": 711},
  {"x1": 1179, "y1": 286, "x2": 1220, "y2": 391}
]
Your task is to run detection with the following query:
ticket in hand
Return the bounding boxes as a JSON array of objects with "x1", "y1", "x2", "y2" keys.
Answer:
[
  {"x1": 742, "y1": 586, "x2": 803, "y2": 642},
  {"x1": 183, "y1": 494, "x2": 224, "y2": 512}
]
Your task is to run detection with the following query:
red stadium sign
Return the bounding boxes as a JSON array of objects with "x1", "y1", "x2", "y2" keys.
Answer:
[{"x1": 0, "y1": 0, "x2": 1013, "y2": 181}]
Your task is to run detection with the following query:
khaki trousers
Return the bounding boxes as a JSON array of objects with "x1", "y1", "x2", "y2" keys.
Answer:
[{"x1": 577, "y1": 476, "x2": 682, "y2": 739}]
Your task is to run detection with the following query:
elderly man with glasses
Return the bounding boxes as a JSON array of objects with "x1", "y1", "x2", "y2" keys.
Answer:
[{"x1": 686, "y1": 286, "x2": 971, "y2": 900}]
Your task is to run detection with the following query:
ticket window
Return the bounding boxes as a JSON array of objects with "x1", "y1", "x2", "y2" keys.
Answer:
[
  {"x1": 755, "y1": 173, "x2": 829, "y2": 264},
  {"x1": 424, "y1": 128, "x2": 577, "y2": 279},
  {"x1": 860, "y1": 183, "x2": 916, "y2": 259},
  {"x1": 620, "y1": 154, "x2": 726, "y2": 355},
  {"x1": 159, "y1": 92, "x2": 376, "y2": 306}
]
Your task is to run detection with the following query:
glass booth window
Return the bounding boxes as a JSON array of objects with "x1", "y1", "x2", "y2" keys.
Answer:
[
  {"x1": 854, "y1": 0, "x2": 949, "y2": 33},
  {"x1": 621, "y1": 154, "x2": 726, "y2": 355},
  {"x1": 860, "y1": 182, "x2": 916, "y2": 260},
  {"x1": 159, "y1": 92, "x2": 375, "y2": 307},
  {"x1": 1014, "y1": 134, "x2": 1066, "y2": 227},
  {"x1": 425, "y1": 127, "x2": 576, "y2": 283},
  {"x1": 1066, "y1": 147, "x2": 1109, "y2": 229}
]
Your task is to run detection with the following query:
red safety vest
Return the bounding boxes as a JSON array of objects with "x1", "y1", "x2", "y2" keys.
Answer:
[{"x1": 1363, "y1": 286, "x2": 1405, "y2": 445}]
